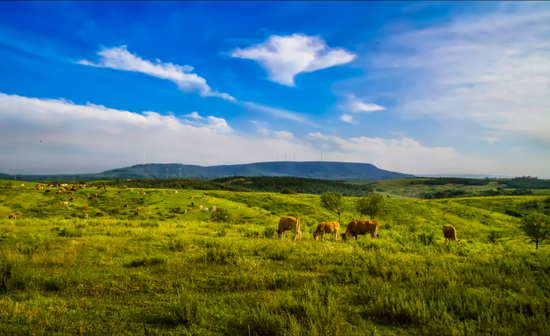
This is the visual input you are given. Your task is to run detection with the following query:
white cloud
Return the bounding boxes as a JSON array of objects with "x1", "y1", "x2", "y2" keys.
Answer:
[
  {"x1": 230, "y1": 34, "x2": 355, "y2": 86},
  {"x1": 78, "y1": 45, "x2": 235, "y2": 101},
  {"x1": 241, "y1": 101, "x2": 316, "y2": 125},
  {"x1": 351, "y1": 102, "x2": 385, "y2": 113},
  {"x1": 1, "y1": 92, "x2": 538, "y2": 176},
  {"x1": 340, "y1": 114, "x2": 355, "y2": 123},
  {"x1": 369, "y1": 4, "x2": 550, "y2": 142},
  {"x1": 483, "y1": 137, "x2": 499, "y2": 145},
  {"x1": 305, "y1": 132, "x2": 502, "y2": 175}
]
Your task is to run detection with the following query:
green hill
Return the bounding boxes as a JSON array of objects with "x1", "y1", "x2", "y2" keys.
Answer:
[{"x1": 0, "y1": 161, "x2": 413, "y2": 181}]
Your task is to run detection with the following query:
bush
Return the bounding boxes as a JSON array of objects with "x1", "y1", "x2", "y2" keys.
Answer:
[
  {"x1": 487, "y1": 230, "x2": 502, "y2": 244},
  {"x1": 281, "y1": 188, "x2": 295, "y2": 194},
  {"x1": 124, "y1": 256, "x2": 167, "y2": 268},
  {"x1": 211, "y1": 208, "x2": 233, "y2": 223}
]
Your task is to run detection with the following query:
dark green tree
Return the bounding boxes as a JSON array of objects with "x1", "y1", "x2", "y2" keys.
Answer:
[
  {"x1": 355, "y1": 194, "x2": 385, "y2": 220},
  {"x1": 320, "y1": 192, "x2": 345, "y2": 224},
  {"x1": 520, "y1": 213, "x2": 550, "y2": 250}
]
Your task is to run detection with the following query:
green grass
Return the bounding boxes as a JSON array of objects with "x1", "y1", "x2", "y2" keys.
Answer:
[{"x1": 0, "y1": 180, "x2": 549, "y2": 335}]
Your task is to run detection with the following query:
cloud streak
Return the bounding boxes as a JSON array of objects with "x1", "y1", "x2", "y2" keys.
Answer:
[
  {"x1": 230, "y1": 34, "x2": 355, "y2": 86},
  {"x1": 78, "y1": 46, "x2": 235, "y2": 101}
]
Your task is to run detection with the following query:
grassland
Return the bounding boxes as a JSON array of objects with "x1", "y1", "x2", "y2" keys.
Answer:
[{"x1": 1, "y1": 180, "x2": 549, "y2": 335}]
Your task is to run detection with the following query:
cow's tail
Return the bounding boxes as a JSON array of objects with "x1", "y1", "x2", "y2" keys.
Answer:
[{"x1": 375, "y1": 223, "x2": 380, "y2": 239}]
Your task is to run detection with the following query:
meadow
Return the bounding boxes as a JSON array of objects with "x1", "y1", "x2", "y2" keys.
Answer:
[{"x1": 0, "y1": 180, "x2": 549, "y2": 335}]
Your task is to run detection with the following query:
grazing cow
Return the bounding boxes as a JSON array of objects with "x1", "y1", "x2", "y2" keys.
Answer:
[
  {"x1": 69, "y1": 191, "x2": 74, "y2": 194},
  {"x1": 95, "y1": 194, "x2": 98, "y2": 197},
  {"x1": 9, "y1": 213, "x2": 16, "y2": 219},
  {"x1": 123, "y1": 185, "x2": 127, "y2": 188},
  {"x1": 82, "y1": 205, "x2": 89, "y2": 209},
  {"x1": 20, "y1": 184, "x2": 24, "y2": 187},
  {"x1": 236, "y1": 206, "x2": 240, "y2": 209},
  {"x1": 63, "y1": 202, "x2": 68, "y2": 206},
  {"x1": 84, "y1": 214, "x2": 88, "y2": 219},
  {"x1": 204, "y1": 208, "x2": 209, "y2": 211},
  {"x1": 105, "y1": 190, "x2": 108, "y2": 193},
  {"x1": 124, "y1": 204, "x2": 128, "y2": 208},
  {"x1": 142, "y1": 192, "x2": 146, "y2": 195},
  {"x1": 86, "y1": 194, "x2": 90, "y2": 197},
  {"x1": 137, "y1": 207, "x2": 140, "y2": 211},
  {"x1": 118, "y1": 191, "x2": 121, "y2": 194},
  {"x1": 58, "y1": 190, "x2": 63, "y2": 194},
  {"x1": 276, "y1": 217, "x2": 301, "y2": 240},
  {"x1": 184, "y1": 210, "x2": 187, "y2": 214},
  {"x1": 211, "y1": 206, "x2": 216, "y2": 211},
  {"x1": 314, "y1": 222, "x2": 341, "y2": 241},
  {"x1": 199, "y1": 205, "x2": 203, "y2": 209},
  {"x1": 70, "y1": 197, "x2": 75, "y2": 201},
  {"x1": 342, "y1": 220, "x2": 379, "y2": 241},
  {"x1": 443, "y1": 225, "x2": 461, "y2": 245},
  {"x1": 96, "y1": 212, "x2": 104, "y2": 216},
  {"x1": 204, "y1": 192, "x2": 208, "y2": 195},
  {"x1": 191, "y1": 202, "x2": 195, "y2": 207},
  {"x1": 130, "y1": 189, "x2": 133, "y2": 192},
  {"x1": 190, "y1": 196, "x2": 193, "y2": 199},
  {"x1": 134, "y1": 212, "x2": 139, "y2": 216},
  {"x1": 174, "y1": 213, "x2": 177, "y2": 217},
  {"x1": 45, "y1": 190, "x2": 51, "y2": 193},
  {"x1": 174, "y1": 191, "x2": 178, "y2": 194}
]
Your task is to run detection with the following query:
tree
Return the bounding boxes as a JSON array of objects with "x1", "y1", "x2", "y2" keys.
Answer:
[
  {"x1": 211, "y1": 208, "x2": 233, "y2": 223},
  {"x1": 355, "y1": 194, "x2": 385, "y2": 220},
  {"x1": 520, "y1": 213, "x2": 550, "y2": 250},
  {"x1": 320, "y1": 192, "x2": 345, "y2": 224}
]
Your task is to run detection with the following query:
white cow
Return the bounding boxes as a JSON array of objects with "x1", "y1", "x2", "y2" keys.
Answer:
[
  {"x1": 174, "y1": 191, "x2": 178, "y2": 194},
  {"x1": 63, "y1": 202, "x2": 68, "y2": 206}
]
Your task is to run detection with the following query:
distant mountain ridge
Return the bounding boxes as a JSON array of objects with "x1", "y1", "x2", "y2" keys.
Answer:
[{"x1": 0, "y1": 161, "x2": 413, "y2": 181}]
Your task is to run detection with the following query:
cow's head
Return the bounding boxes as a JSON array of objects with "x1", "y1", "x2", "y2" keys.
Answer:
[
  {"x1": 275, "y1": 229, "x2": 283, "y2": 238},
  {"x1": 313, "y1": 232, "x2": 319, "y2": 241},
  {"x1": 341, "y1": 233, "x2": 347, "y2": 241}
]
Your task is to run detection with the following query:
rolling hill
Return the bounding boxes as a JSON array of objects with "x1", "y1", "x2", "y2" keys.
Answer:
[{"x1": 1, "y1": 161, "x2": 414, "y2": 181}]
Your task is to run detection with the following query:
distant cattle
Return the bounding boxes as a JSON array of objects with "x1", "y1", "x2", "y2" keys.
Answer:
[
  {"x1": 58, "y1": 190, "x2": 63, "y2": 194},
  {"x1": 63, "y1": 202, "x2": 68, "y2": 206},
  {"x1": 314, "y1": 222, "x2": 341, "y2": 241},
  {"x1": 277, "y1": 217, "x2": 301, "y2": 240},
  {"x1": 45, "y1": 190, "x2": 51, "y2": 193},
  {"x1": 70, "y1": 197, "x2": 75, "y2": 201},
  {"x1": 199, "y1": 205, "x2": 203, "y2": 209},
  {"x1": 342, "y1": 220, "x2": 379, "y2": 242},
  {"x1": 184, "y1": 210, "x2": 187, "y2": 214},
  {"x1": 96, "y1": 212, "x2": 104, "y2": 216},
  {"x1": 190, "y1": 196, "x2": 193, "y2": 199},
  {"x1": 118, "y1": 191, "x2": 121, "y2": 194},
  {"x1": 82, "y1": 205, "x2": 89, "y2": 209},
  {"x1": 211, "y1": 206, "x2": 216, "y2": 211},
  {"x1": 174, "y1": 191, "x2": 178, "y2": 194},
  {"x1": 236, "y1": 206, "x2": 240, "y2": 209},
  {"x1": 134, "y1": 212, "x2": 139, "y2": 216},
  {"x1": 124, "y1": 204, "x2": 128, "y2": 208},
  {"x1": 20, "y1": 184, "x2": 24, "y2": 187},
  {"x1": 443, "y1": 225, "x2": 460, "y2": 245},
  {"x1": 204, "y1": 208, "x2": 209, "y2": 212},
  {"x1": 174, "y1": 213, "x2": 177, "y2": 217},
  {"x1": 123, "y1": 185, "x2": 126, "y2": 188},
  {"x1": 84, "y1": 214, "x2": 88, "y2": 219},
  {"x1": 38, "y1": 186, "x2": 44, "y2": 190},
  {"x1": 191, "y1": 202, "x2": 195, "y2": 207},
  {"x1": 8, "y1": 213, "x2": 16, "y2": 219},
  {"x1": 204, "y1": 192, "x2": 208, "y2": 195}
]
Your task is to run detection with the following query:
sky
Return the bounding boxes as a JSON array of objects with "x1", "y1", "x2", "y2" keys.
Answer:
[{"x1": 0, "y1": 1, "x2": 549, "y2": 177}]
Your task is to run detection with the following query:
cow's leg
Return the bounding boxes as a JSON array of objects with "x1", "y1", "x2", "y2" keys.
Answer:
[
  {"x1": 355, "y1": 234, "x2": 358, "y2": 241},
  {"x1": 333, "y1": 231, "x2": 338, "y2": 240}
]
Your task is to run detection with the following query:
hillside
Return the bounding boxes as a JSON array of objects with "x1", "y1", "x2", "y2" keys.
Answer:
[{"x1": 0, "y1": 161, "x2": 413, "y2": 181}]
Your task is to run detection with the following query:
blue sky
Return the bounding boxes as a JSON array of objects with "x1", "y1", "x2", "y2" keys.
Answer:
[{"x1": 0, "y1": 1, "x2": 549, "y2": 177}]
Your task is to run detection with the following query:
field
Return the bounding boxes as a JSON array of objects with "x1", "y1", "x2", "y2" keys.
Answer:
[{"x1": 1, "y1": 180, "x2": 550, "y2": 335}]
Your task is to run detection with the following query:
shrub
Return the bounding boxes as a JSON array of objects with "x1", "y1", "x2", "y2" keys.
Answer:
[
  {"x1": 211, "y1": 208, "x2": 233, "y2": 223},
  {"x1": 487, "y1": 230, "x2": 502, "y2": 244},
  {"x1": 124, "y1": 256, "x2": 167, "y2": 268}
]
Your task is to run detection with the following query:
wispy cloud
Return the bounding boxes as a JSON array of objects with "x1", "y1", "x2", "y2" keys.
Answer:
[
  {"x1": 77, "y1": 45, "x2": 235, "y2": 101},
  {"x1": 230, "y1": 34, "x2": 355, "y2": 86},
  {"x1": 483, "y1": 137, "x2": 499, "y2": 145},
  {"x1": 241, "y1": 101, "x2": 318, "y2": 126},
  {"x1": 369, "y1": 3, "x2": 550, "y2": 143},
  {"x1": 340, "y1": 114, "x2": 355, "y2": 124}
]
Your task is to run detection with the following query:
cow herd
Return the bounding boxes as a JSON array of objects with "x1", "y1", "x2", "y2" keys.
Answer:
[
  {"x1": 7, "y1": 184, "x2": 462, "y2": 245},
  {"x1": 277, "y1": 216, "x2": 461, "y2": 244}
]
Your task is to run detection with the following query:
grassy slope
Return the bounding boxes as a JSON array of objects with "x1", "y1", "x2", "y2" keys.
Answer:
[{"x1": 1, "y1": 180, "x2": 549, "y2": 335}]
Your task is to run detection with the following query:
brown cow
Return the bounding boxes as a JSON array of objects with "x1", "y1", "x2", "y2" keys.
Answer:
[
  {"x1": 58, "y1": 190, "x2": 63, "y2": 194},
  {"x1": 124, "y1": 204, "x2": 128, "y2": 208},
  {"x1": 45, "y1": 189, "x2": 51, "y2": 193},
  {"x1": 314, "y1": 221, "x2": 340, "y2": 241},
  {"x1": 82, "y1": 205, "x2": 89, "y2": 209},
  {"x1": 8, "y1": 213, "x2": 16, "y2": 219},
  {"x1": 443, "y1": 225, "x2": 460, "y2": 245},
  {"x1": 276, "y1": 217, "x2": 301, "y2": 240},
  {"x1": 96, "y1": 212, "x2": 104, "y2": 216},
  {"x1": 342, "y1": 220, "x2": 379, "y2": 242},
  {"x1": 70, "y1": 197, "x2": 75, "y2": 201}
]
